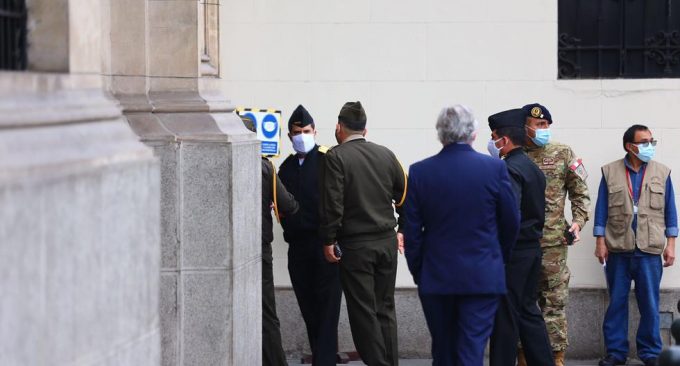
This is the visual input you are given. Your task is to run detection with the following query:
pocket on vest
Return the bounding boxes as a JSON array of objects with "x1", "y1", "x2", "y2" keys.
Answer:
[
  {"x1": 648, "y1": 183, "x2": 665, "y2": 210},
  {"x1": 608, "y1": 185, "x2": 626, "y2": 214},
  {"x1": 605, "y1": 217, "x2": 628, "y2": 251},
  {"x1": 646, "y1": 218, "x2": 666, "y2": 250},
  {"x1": 608, "y1": 216, "x2": 626, "y2": 230}
]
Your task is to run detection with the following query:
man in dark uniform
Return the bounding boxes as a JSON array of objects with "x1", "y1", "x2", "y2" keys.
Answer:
[
  {"x1": 319, "y1": 101, "x2": 406, "y2": 366},
  {"x1": 278, "y1": 105, "x2": 342, "y2": 366},
  {"x1": 487, "y1": 109, "x2": 554, "y2": 366},
  {"x1": 242, "y1": 116, "x2": 300, "y2": 366}
]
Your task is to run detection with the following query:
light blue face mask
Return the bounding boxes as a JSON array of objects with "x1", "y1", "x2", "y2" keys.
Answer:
[
  {"x1": 529, "y1": 127, "x2": 551, "y2": 147},
  {"x1": 487, "y1": 138, "x2": 503, "y2": 159},
  {"x1": 635, "y1": 144, "x2": 655, "y2": 162}
]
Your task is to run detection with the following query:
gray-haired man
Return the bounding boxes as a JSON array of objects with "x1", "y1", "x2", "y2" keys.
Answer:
[{"x1": 404, "y1": 105, "x2": 520, "y2": 365}]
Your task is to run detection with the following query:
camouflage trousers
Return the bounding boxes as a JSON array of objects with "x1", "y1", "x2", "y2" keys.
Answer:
[{"x1": 538, "y1": 245, "x2": 570, "y2": 352}]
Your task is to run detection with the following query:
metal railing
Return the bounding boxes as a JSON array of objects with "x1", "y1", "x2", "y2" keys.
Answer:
[{"x1": 558, "y1": 0, "x2": 680, "y2": 79}]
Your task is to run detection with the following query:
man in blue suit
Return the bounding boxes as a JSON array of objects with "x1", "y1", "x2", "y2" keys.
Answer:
[{"x1": 404, "y1": 104, "x2": 520, "y2": 366}]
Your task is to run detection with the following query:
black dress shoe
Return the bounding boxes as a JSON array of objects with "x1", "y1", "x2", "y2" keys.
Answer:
[
  {"x1": 598, "y1": 355, "x2": 626, "y2": 366},
  {"x1": 642, "y1": 358, "x2": 658, "y2": 366}
]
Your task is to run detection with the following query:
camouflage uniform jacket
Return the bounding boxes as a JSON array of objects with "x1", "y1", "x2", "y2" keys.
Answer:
[{"x1": 526, "y1": 141, "x2": 591, "y2": 248}]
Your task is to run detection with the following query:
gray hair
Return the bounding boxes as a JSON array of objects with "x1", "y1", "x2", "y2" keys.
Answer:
[{"x1": 436, "y1": 105, "x2": 478, "y2": 145}]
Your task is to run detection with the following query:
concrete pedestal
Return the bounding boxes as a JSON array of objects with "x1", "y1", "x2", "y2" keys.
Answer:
[
  {"x1": 124, "y1": 93, "x2": 261, "y2": 366},
  {"x1": 0, "y1": 72, "x2": 161, "y2": 366}
]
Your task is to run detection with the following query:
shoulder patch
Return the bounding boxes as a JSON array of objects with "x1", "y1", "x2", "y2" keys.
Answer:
[
  {"x1": 318, "y1": 145, "x2": 330, "y2": 154},
  {"x1": 569, "y1": 158, "x2": 588, "y2": 180}
]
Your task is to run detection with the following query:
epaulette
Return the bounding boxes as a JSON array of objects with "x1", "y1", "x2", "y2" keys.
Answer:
[{"x1": 318, "y1": 145, "x2": 330, "y2": 154}]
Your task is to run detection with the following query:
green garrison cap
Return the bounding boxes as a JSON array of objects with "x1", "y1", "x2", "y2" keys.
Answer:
[{"x1": 338, "y1": 101, "x2": 367, "y2": 131}]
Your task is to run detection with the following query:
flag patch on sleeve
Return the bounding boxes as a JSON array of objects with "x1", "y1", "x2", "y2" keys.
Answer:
[{"x1": 569, "y1": 158, "x2": 588, "y2": 180}]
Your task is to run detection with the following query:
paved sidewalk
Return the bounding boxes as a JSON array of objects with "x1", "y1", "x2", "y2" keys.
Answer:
[{"x1": 288, "y1": 359, "x2": 615, "y2": 365}]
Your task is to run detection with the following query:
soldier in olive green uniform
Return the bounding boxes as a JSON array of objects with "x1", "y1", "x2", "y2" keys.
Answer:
[
  {"x1": 319, "y1": 101, "x2": 406, "y2": 366},
  {"x1": 521, "y1": 103, "x2": 590, "y2": 366}
]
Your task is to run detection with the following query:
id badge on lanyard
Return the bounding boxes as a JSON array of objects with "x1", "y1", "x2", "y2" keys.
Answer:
[{"x1": 626, "y1": 168, "x2": 646, "y2": 215}]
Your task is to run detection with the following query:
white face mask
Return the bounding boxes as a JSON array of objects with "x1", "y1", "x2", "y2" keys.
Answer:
[
  {"x1": 292, "y1": 133, "x2": 315, "y2": 154},
  {"x1": 486, "y1": 137, "x2": 504, "y2": 158}
]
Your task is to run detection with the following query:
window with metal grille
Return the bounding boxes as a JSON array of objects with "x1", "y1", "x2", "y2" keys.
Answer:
[
  {"x1": 0, "y1": 0, "x2": 27, "y2": 71},
  {"x1": 558, "y1": 0, "x2": 680, "y2": 79}
]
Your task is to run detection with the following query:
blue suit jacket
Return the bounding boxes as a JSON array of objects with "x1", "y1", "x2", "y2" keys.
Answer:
[{"x1": 404, "y1": 144, "x2": 520, "y2": 295}]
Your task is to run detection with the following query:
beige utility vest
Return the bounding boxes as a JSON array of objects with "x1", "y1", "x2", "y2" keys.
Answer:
[{"x1": 602, "y1": 159, "x2": 670, "y2": 255}]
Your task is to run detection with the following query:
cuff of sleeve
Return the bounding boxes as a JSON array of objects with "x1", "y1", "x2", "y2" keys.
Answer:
[
  {"x1": 319, "y1": 234, "x2": 336, "y2": 245},
  {"x1": 593, "y1": 226, "x2": 606, "y2": 237},
  {"x1": 665, "y1": 227, "x2": 678, "y2": 238}
]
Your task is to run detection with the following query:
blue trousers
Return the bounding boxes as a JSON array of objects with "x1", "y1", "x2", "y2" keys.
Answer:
[
  {"x1": 603, "y1": 252, "x2": 663, "y2": 361},
  {"x1": 419, "y1": 293, "x2": 499, "y2": 366}
]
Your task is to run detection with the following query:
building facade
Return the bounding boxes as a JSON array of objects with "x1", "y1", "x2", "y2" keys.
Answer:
[{"x1": 221, "y1": 0, "x2": 680, "y2": 359}]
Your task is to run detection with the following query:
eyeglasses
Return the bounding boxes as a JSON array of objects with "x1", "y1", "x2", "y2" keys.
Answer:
[{"x1": 632, "y1": 139, "x2": 658, "y2": 147}]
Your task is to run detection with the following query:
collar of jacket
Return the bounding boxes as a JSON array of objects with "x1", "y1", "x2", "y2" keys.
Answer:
[
  {"x1": 341, "y1": 135, "x2": 365, "y2": 144},
  {"x1": 623, "y1": 154, "x2": 647, "y2": 172},
  {"x1": 524, "y1": 143, "x2": 546, "y2": 152},
  {"x1": 441, "y1": 143, "x2": 474, "y2": 153},
  {"x1": 503, "y1": 147, "x2": 524, "y2": 159},
  {"x1": 296, "y1": 144, "x2": 319, "y2": 159}
]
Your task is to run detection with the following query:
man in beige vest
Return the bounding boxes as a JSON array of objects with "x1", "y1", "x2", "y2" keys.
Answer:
[{"x1": 593, "y1": 124, "x2": 676, "y2": 366}]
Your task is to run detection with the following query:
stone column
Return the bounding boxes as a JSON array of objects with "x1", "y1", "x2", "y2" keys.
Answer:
[
  {"x1": 107, "y1": 0, "x2": 261, "y2": 365},
  {"x1": 0, "y1": 0, "x2": 161, "y2": 364}
]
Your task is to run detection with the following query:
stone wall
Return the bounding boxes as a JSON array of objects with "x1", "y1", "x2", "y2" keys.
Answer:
[
  {"x1": 221, "y1": 0, "x2": 680, "y2": 291},
  {"x1": 277, "y1": 287, "x2": 680, "y2": 360}
]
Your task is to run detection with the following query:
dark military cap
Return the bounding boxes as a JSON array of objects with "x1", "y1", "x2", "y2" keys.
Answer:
[
  {"x1": 338, "y1": 101, "x2": 367, "y2": 131},
  {"x1": 488, "y1": 108, "x2": 526, "y2": 130},
  {"x1": 288, "y1": 104, "x2": 315, "y2": 131},
  {"x1": 521, "y1": 103, "x2": 552, "y2": 124}
]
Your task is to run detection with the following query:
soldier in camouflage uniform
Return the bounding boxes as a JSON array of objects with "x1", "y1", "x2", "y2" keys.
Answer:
[{"x1": 521, "y1": 103, "x2": 590, "y2": 366}]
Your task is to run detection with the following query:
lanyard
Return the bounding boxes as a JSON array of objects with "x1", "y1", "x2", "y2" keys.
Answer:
[
  {"x1": 625, "y1": 165, "x2": 647, "y2": 205},
  {"x1": 270, "y1": 160, "x2": 280, "y2": 223}
]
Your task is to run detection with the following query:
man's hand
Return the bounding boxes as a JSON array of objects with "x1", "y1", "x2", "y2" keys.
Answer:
[
  {"x1": 324, "y1": 244, "x2": 340, "y2": 263},
  {"x1": 397, "y1": 232, "x2": 404, "y2": 254},
  {"x1": 595, "y1": 236, "x2": 608, "y2": 264},
  {"x1": 663, "y1": 237, "x2": 675, "y2": 267},
  {"x1": 569, "y1": 222, "x2": 582, "y2": 243}
]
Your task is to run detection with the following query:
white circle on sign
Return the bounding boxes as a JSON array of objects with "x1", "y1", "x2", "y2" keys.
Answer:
[{"x1": 263, "y1": 121, "x2": 276, "y2": 132}]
